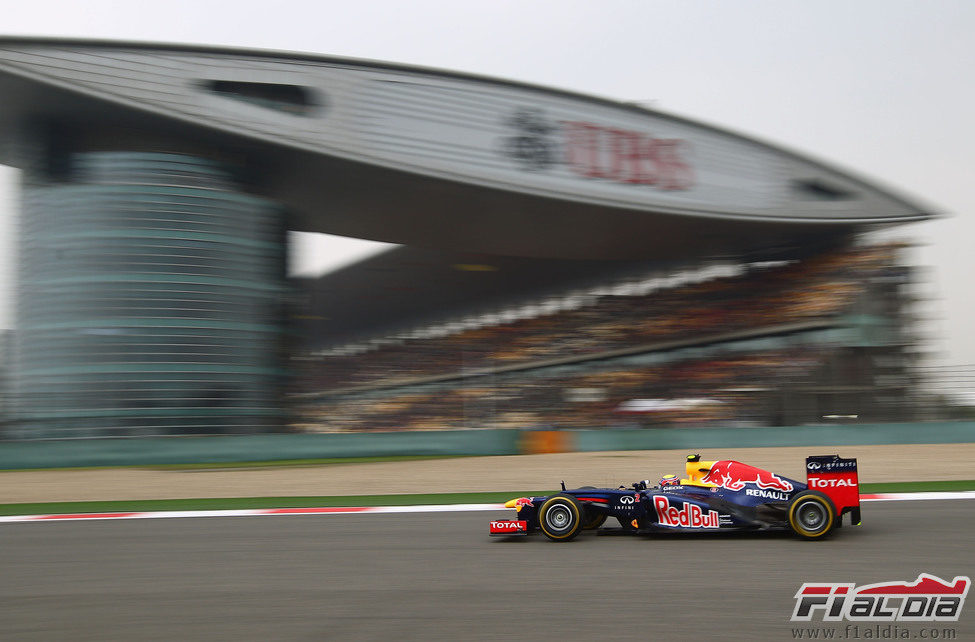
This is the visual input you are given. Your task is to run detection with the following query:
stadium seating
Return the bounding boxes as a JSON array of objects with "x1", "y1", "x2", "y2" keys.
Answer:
[{"x1": 295, "y1": 243, "x2": 912, "y2": 432}]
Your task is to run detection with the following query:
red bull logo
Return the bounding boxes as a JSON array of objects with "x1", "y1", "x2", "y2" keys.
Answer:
[
  {"x1": 513, "y1": 497, "x2": 534, "y2": 508},
  {"x1": 652, "y1": 496, "x2": 720, "y2": 529},
  {"x1": 702, "y1": 460, "x2": 794, "y2": 492}
]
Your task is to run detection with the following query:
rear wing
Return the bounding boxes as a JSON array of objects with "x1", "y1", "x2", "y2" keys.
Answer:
[{"x1": 806, "y1": 455, "x2": 861, "y2": 526}]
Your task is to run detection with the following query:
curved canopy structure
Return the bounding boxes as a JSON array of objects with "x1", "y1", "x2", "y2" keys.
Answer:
[
  {"x1": 0, "y1": 38, "x2": 937, "y2": 439},
  {"x1": 0, "y1": 37, "x2": 935, "y2": 261}
]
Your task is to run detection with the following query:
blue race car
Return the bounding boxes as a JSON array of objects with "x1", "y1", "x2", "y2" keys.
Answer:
[{"x1": 489, "y1": 454, "x2": 860, "y2": 541}]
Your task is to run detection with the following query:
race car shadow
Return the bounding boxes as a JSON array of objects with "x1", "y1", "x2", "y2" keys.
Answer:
[
  {"x1": 599, "y1": 526, "x2": 860, "y2": 541},
  {"x1": 590, "y1": 527, "x2": 786, "y2": 539},
  {"x1": 490, "y1": 525, "x2": 858, "y2": 542},
  {"x1": 617, "y1": 529, "x2": 797, "y2": 540},
  {"x1": 490, "y1": 529, "x2": 798, "y2": 542}
]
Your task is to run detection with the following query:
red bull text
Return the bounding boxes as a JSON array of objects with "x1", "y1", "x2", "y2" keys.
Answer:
[{"x1": 653, "y1": 496, "x2": 720, "y2": 528}]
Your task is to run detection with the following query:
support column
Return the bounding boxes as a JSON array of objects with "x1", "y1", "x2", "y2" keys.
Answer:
[{"x1": 12, "y1": 149, "x2": 286, "y2": 437}]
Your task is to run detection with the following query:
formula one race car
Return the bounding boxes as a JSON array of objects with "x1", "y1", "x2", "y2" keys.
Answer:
[{"x1": 489, "y1": 454, "x2": 860, "y2": 541}]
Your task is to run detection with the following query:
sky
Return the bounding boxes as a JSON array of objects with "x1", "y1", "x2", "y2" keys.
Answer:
[{"x1": 0, "y1": 0, "x2": 972, "y2": 365}]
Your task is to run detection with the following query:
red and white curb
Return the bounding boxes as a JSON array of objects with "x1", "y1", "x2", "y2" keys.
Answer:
[
  {"x1": 1, "y1": 492, "x2": 974, "y2": 524},
  {"x1": 0, "y1": 503, "x2": 505, "y2": 523}
]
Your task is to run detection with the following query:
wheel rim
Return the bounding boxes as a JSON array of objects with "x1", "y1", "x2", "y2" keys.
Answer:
[
  {"x1": 797, "y1": 500, "x2": 827, "y2": 531},
  {"x1": 546, "y1": 505, "x2": 572, "y2": 532}
]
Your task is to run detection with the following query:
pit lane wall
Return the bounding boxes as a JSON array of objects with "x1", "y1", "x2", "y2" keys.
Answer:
[{"x1": 1, "y1": 421, "x2": 974, "y2": 470}]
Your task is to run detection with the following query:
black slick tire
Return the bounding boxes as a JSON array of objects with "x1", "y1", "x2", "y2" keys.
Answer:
[
  {"x1": 787, "y1": 490, "x2": 837, "y2": 540},
  {"x1": 538, "y1": 494, "x2": 584, "y2": 541}
]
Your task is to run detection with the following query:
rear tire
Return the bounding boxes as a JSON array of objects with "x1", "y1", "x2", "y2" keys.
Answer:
[
  {"x1": 538, "y1": 494, "x2": 584, "y2": 541},
  {"x1": 787, "y1": 491, "x2": 836, "y2": 540}
]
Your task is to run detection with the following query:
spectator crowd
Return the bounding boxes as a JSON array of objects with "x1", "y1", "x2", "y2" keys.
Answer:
[{"x1": 294, "y1": 243, "x2": 908, "y2": 432}]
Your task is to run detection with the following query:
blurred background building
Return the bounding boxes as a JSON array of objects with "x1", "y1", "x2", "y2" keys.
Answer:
[{"x1": 0, "y1": 38, "x2": 946, "y2": 439}]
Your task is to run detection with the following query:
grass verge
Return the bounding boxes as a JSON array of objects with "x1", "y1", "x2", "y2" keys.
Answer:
[
  {"x1": 859, "y1": 480, "x2": 975, "y2": 493},
  {"x1": 0, "y1": 480, "x2": 973, "y2": 516}
]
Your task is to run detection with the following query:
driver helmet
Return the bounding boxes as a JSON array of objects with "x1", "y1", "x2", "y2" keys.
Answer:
[{"x1": 659, "y1": 474, "x2": 680, "y2": 487}]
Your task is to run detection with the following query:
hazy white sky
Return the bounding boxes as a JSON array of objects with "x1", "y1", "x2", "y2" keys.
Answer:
[{"x1": 0, "y1": 0, "x2": 972, "y2": 364}]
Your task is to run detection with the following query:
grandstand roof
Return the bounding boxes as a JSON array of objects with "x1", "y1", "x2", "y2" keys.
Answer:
[
  {"x1": 0, "y1": 39, "x2": 937, "y2": 345},
  {"x1": 0, "y1": 37, "x2": 935, "y2": 263},
  {"x1": 293, "y1": 236, "x2": 855, "y2": 347},
  {"x1": 294, "y1": 246, "x2": 668, "y2": 343}
]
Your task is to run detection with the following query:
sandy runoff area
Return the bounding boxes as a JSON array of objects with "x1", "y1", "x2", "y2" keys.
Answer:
[{"x1": 1, "y1": 443, "x2": 973, "y2": 504}]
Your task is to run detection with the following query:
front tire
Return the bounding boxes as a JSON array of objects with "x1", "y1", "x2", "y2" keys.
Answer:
[
  {"x1": 538, "y1": 494, "x2": 584, "y2": 541},
  {"x1": 787, "y1": 491, "x2": 836, "y2": 540}
]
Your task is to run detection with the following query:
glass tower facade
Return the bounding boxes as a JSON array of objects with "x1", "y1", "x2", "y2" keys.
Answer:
[{"x1": 11, "y1": 151, "x2": 286, "y2": 438}]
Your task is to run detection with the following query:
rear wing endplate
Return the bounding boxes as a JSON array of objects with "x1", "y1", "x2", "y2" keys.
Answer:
[{"x1": 806, "y1": 455, "x2": 861, "y2": 526}]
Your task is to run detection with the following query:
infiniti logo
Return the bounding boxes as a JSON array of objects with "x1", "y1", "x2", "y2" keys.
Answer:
[{"x1": 619, "y1": 496, "x2": 636, "y2": 504}]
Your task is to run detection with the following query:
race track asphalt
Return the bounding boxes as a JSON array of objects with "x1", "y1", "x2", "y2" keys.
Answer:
[{"x1": 2, "y1": 501, "x2": 973, "y2": 641}]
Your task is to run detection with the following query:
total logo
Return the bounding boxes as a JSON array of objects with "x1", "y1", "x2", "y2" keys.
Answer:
[
  {"x1": 792, "y1": 574, "x2": 970, "y2": 622},
  {"x1": 489, "y1": 520, "x2": 527, "y2": 534},
  {"x1": 652, "y1": 496, "x2": 720, "y2": 529},
  {"x1": 809, "y1": 478, "x2": 856, "y2": 488}
]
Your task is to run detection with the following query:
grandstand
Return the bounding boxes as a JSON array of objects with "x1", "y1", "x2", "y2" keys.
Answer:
[{"x1": 293, "y1": 240, "x2": 926, "y2": 432}]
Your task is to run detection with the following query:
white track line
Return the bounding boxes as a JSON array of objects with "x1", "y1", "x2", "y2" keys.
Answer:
[
  {"x1": 1, "y1": 492, "x2": 973, "y2": 524},
  {"x1": 0, "y1": 503, "x2": 505, "y2": 523}
]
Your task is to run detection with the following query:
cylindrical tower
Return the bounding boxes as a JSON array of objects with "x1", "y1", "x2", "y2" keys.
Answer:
[{"x1": 11, "y1": 150, "x2": 286, "y2": 438}]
